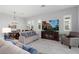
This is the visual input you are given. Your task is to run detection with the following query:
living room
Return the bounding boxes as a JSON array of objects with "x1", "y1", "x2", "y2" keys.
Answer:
[{"x1": 0, "y1": 5, "x2": 79, "y2": 54}]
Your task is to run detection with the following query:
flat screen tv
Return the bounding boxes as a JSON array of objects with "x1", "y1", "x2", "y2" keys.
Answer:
[
  {"x1": 49, "y1": 19, "x2": 59, "y2": 31},
  {"x1": 42, "y1": 19, "x2": 59, "y2": 31}
]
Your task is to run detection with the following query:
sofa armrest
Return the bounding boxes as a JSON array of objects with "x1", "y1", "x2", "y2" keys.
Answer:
[{"x1": 19, "y1": 36, "x2": 26, "y2": 44}]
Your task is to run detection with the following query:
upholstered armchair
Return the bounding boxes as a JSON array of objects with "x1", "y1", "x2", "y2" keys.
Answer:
[{"x1": 61, "y1": 32, "x2": 79, "y2": 49}]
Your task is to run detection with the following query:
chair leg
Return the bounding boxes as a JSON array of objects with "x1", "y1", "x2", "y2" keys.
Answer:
[
  {"x1": 69, "y1": 46, "x2": 71, "y2": 49},
  {"x1": 78, "y1": 45, "x2": 79, "y2": 48},
  {"x1": 61, "y1": 42, "x2": 63, "y2": 44}
]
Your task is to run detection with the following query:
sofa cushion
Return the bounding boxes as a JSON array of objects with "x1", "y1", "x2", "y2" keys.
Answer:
[
  {"x1": 0, "y1": 40, "x2": 30, "y2": 54},
  {"x1": 21, "y1": 31, "x2": 37, "y2": 37},
  {"x1": 68, "y1": 32, "x2": 79, "y2": 37},
  {"x1": 22, "y1": 45, "x2": 38, "y2": 54},
  {"x1": 70, "y1": 32, "x2": 79, "y2": 36},
  {"x1": 0, "y1": 39, "x2": 6, "y2": 47}
]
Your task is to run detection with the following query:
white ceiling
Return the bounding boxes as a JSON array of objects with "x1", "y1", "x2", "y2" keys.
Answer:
[{"x1": 0, "y1": 5, "x2": 76, "y2": 18}]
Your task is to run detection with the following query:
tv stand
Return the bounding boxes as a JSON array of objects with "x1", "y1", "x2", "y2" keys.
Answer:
[{"x1": 41, "y1": 31, "x2": 59, "y2": 41}]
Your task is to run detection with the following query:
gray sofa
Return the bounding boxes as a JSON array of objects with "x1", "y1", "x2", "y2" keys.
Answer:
[
  {"x1": 19, "y1": 31, "x2": 39, "y2": 44},
  {"x1": 61, "y1": 32, "x2": 79, "y2": 49},
  {"x1": 0, "y1": 39, "x2": 30, "y2": 54}
]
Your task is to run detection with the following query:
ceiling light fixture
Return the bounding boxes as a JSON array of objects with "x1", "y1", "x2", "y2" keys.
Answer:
[
  {"x1": 12, "y1": 11, "x2": 17, "y2": 25},
  {"x1": 41, "y1": 5, "x2": 46, "y2": 7},
  {"x1": 13, "y1": 11, "x2": 16, "y2": 20}
]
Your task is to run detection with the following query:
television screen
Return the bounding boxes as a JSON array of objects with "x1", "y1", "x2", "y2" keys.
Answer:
[
  {"x1": 49, "y1": 19, "x2": 59, "y2": 31},
  {"x1": 42, "y1": 19, "x2": 59, "y2": 31}
]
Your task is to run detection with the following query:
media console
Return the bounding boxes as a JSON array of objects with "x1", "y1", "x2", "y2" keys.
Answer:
[{"x1": 41, "y1": 31, "x2": 59, "y2": 41}]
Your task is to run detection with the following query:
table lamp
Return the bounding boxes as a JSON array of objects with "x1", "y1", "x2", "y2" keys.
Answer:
[{"x1": 2, "y1": 27, "x2": 11, "y2": 40}]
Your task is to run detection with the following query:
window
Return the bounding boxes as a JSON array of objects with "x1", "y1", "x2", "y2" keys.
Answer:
[{"x1": 64, "y1": 15, "x2": 72, "y2": 31}]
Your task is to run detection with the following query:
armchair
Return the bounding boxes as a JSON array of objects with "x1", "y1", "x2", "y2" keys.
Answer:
[{"x1": 61, "y1": 32, "x2": 79, "y2": 49}]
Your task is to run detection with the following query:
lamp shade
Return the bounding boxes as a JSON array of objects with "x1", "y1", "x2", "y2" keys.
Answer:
[{"x1": 2, "y1": 28, "x2": 11, "y2": 33}]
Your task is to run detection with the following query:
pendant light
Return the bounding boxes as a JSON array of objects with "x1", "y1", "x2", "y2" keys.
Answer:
[{"x1": 12, "y1": 11, "x2": 17, "y2": 25}]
